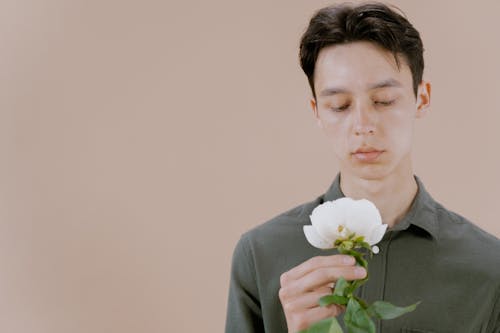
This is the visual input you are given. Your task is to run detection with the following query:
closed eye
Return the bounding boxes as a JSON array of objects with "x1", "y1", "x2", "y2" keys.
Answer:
[
  {"x1": 330, "y1": 104, "x2": 350, "y2": 112},
  {"x1": 374, "y1": 100, "x2": 395, "y2": 106}
]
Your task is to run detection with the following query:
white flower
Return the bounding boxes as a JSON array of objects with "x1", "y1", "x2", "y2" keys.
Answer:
[{"x1": 303, "y1": 197, "x2": 388, "y2": 250}]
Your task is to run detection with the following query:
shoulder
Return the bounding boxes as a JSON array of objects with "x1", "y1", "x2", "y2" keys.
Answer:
[
  {"x1": 433, "y1": 202, "x2": 500, "y2": 277},
  {"x1": 435, "y1": 203, "x2": 500, "y2": 250}
]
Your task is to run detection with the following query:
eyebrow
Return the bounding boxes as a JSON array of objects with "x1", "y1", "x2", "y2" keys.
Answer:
[
  {"x1": 318, "y1": 78, "x2": 403, "y2": 97},
  {"x1": 369, "y1": 78, "x2": 402, "y2": 90}
]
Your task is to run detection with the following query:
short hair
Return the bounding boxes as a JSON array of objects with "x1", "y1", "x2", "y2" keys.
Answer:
[{"x1": 299, "y1": 2, "x2": 424, "y2": 98}]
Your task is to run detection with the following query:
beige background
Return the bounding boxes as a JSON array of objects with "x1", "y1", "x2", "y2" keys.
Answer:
[{"x1": 1, "y1": 0, "x2": 499, "y2": 332}]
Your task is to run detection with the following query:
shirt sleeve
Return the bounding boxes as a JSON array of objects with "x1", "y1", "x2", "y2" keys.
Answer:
[
  {"x1": 488, "y1": 288, "x2": 500, "y2": 333},
  {"x1": 225, "y1": 234, "x2": 264, "y2": 333}
]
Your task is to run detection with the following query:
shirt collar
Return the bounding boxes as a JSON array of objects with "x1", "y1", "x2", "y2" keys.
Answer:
[{"x1": 322, "y1": 173, "x2": 439, "y2": 240}]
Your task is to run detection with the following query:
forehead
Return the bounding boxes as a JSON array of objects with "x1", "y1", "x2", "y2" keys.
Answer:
[{"x1": 314, "y1": 41, "x2": 413, "y2": 93}]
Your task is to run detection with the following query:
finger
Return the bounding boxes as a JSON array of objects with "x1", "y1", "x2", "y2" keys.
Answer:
[
  {"x1": 318, "y1": 285, "x2": 333, "y2": 294},
  {"x1": 284, "y1": 287, "x2": 332, "y2": 312},
  {"x1": 325, "y1": 281, "x2": 335, "y2": 290},
  {"x1": 291, "y1": 303, "x2": 343, "y2": 331},
  {"x1": 281, "y1": 255, "x2": 356, "y2": 285},
  {"x1": 283, "y1": 265, "x2": 366, "y2": 298}
]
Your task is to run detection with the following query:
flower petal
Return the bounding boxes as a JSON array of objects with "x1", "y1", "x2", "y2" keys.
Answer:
[
  {"x1": 366, "y1": 223, "x2": 388, "y2": 245},
  {"x1": 342, "y1": 198, "x2": 381, "y2": 238},
  {"x1": 340, "y1": 199, "x2": 368, "y2": 237},
  {"x1": 303, "y1": 225, "x2": 333, "y2": 249},
  {"x1": 309, "y1": 201, "x2": 342, "y2": 242},
  {"x1": 308, "y1": 197, "x2": 386, "y2": 246}
]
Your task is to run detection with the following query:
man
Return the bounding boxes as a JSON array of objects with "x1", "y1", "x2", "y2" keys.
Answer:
[{"x1": 225, "y1": 3, "x2": 500, "y2": 332}]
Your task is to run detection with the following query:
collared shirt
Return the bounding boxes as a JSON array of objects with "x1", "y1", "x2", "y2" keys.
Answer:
[{"x1": 225, "y1": 174, "x2": 500, "y2": 333}]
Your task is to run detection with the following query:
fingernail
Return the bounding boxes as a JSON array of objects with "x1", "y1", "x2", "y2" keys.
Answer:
[
  {"x1": 343, "y1": 256, "x2": 355, "y2": 265},
  {"x1": 355, "y1": 267, "x2": 366, "y2": 278}
]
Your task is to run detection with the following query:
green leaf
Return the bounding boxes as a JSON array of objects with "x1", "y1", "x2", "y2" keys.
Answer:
[
  {"x1": 353, "y1": 296, "x2": 368, "y2": 310},
  {"x1": 353, "y1": 236, "x2": 365, "y2": 243},
  {"x1": 333, "y1": 277, "x2": 349, "y2": 296},
  {"x1": 343, "y1": 276, "x2": 367, "y2": 298},
  {"x1": 344, "y1": 277, "x2": 367, "y2": 297},
  {"x1": 339, "y1": 241, "x2": 354, "y2": 251},
  {"x1": 338, "y1": 249, "x2": 368, "y2": 268},
  {"x1": 367, "y1": 301, "x2": 421, "y2": 320},
  {"x1": 357, "y1": 241, "x2": 372, "y2": 252},
  {"x1": 355, "y1": 256, "x2": 368, "y2": 269},
  {"x1": 344, "y1": 298, "x2": 376, "y2": 333},
  {"x1": 327, "y1": 317, "x2": 344, "y2": 333},
  {"x1": 319, "y1": 294, "x2": 349, "y2": 306},
  {"x1": 299, "y1": 317, "x2": 344, "y2": 333}
]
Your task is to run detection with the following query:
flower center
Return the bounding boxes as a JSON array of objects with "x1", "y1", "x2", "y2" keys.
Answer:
[{"x1": 337, "y1": 225, "x2": 350, "y2": 238}]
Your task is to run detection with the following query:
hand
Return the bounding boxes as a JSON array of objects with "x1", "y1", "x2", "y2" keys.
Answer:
[{"x1": 278, "y1": 255, "x2": 367, "y2": 332}]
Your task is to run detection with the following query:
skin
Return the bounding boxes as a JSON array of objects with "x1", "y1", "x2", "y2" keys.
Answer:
[{"x1": 279, "y1": 41, "x2": 431, "y2": 332}]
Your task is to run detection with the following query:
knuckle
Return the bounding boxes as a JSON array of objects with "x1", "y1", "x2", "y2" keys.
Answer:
[
  {"x1": 280, "y1": 272, "x2": 288, "y2": 286},
  {"x1": 278, "y1": 287, "x2": 288, "y2": 301}
]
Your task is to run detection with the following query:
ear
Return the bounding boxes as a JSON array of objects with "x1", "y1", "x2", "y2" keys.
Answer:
[
  {"x1": 415, "y1": 81, "x2": 431, "y2": 119},
  {"x1": 310, "y1": 97, "x2": 323, "y2": 129}
]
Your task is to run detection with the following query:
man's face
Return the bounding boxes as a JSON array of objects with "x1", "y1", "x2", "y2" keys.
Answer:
[{"x1": 310, "y1": 41, "x2": 430, "y2": 181}]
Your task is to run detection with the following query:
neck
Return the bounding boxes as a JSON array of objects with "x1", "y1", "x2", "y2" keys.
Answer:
[{"x1": 339, "y1": 168, "x2": 418, "y2": 228}]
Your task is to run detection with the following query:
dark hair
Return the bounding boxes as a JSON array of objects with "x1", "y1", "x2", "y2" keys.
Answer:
[{"x1": 299, "y1": 2, "x2": 424, "y2": 98}]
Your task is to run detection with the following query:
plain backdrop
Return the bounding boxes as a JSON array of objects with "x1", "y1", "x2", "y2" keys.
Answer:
[{"x1": 1, "y1": 0, "x2": 500, "y2": 332}]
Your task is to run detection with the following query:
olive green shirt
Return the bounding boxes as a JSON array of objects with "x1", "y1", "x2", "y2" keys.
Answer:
[{"x1": 225, "y1": 175, "x2": 500, "y2": 332}]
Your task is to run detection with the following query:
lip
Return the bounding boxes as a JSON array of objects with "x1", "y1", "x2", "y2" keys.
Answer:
[{"x1": 352, "y1": 148, "x2": 384, "y2": 162}]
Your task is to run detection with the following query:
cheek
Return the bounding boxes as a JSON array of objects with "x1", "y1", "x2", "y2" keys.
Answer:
[
  {"x1": 321, "y1": 119, "x2": 350, "y2": 153},
  {"x1": 385, "y1": 113, "x2": 415, "y2": 151},
  {"x1": 320, "y1": 111, "x2": 344, "y2": 134},
  {"x1": 318, "y1": 108, "x2": 349, "y2": 130}
]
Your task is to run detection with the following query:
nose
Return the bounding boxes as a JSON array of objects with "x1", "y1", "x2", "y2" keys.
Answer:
[{"x1": 353, "y1": 102, "x2": 376, "y2": 136}]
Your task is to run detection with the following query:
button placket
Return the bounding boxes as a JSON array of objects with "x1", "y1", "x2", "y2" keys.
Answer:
[{"x1": 377, "y1": 231, "x2": 394, "y2": 332}]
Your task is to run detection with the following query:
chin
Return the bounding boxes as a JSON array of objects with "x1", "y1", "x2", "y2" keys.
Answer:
[{"x1": 348, "y1": 164, "x2": 393, "y2": 181}]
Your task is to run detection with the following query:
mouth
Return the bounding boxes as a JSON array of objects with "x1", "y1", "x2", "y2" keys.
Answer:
[{"x1": 351, "y1": 148, "x2": 384, "y2": 162}]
